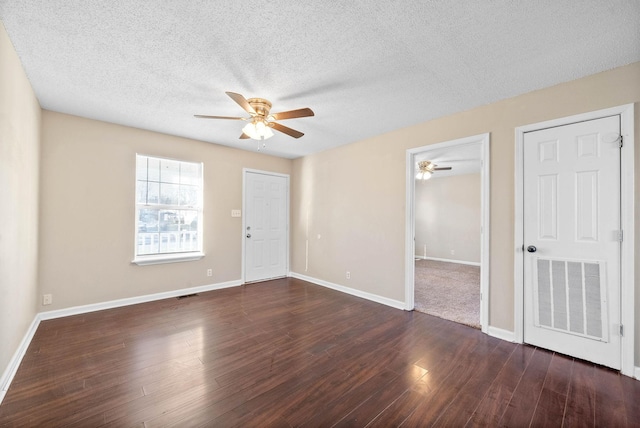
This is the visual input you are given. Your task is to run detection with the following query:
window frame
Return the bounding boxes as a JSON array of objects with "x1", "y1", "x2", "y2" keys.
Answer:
[{"x1": 132, "y1": 154, "x2": 204, "y2": 266}]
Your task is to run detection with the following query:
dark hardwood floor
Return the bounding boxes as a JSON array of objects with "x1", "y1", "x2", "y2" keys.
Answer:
[{"x1": 1, "y1": 277, "x2": 638, "y2": 427}]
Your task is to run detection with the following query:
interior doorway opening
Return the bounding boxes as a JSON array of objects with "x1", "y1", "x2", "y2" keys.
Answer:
[{"x1": 405, "y1": 134, "x2": 490, "y2": 332}]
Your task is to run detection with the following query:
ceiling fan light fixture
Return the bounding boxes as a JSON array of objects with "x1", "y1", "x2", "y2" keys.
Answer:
[
  {"x1": 242, "y1": 119, "x2": 273, "y2": 140},
  {"x1": 242, "y1": 122, "x2": 257, "y2": 139},
  {"x1": 415, "y1": 170, "x2": 432, "y2": 180}
]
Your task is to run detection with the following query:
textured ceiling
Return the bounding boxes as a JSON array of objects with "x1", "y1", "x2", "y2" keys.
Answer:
[{"x1": 1, "y1": 1, "x2": 639, "y2": 159}]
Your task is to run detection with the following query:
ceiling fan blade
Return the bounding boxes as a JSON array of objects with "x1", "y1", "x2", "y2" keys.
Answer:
[
  {"x1": 226, "y1": 92, "x2": 256, "y2": 115},
  {"x1": 270, "y1": 122, "x2": 304, "y2": 138},
  {"x1": 239, "y1": 133, "x2": 250, "y2": 139},
  {"x1": 194, "y1": 114, "x2": 245, "y2": 120},
  {"x1": 271, "y1": 108, "x2": 315, "y2": 121},
  {"x1": 433, "y1": 167, "x2": 452, "y2": 170}
]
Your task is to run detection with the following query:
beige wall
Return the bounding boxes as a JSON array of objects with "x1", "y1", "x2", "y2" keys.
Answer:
[
  {"x1": 415, "y1": 173, "x2": 481, "y2": 263},
  {"x1": 39, "y1": 112, "x2": 292, "y2": 310},
  {"x1": 0, "y1": 23, "x2": 41, "y2": 381},
  {"x1": 291, "y1": 62, "x2": 640, "y2": 362},
  {"x1": 291, "y1": 139, "x2": 406, "y2": 301}
]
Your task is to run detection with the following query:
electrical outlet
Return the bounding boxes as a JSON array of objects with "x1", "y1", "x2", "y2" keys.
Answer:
[
  {"x1": 346, "y1": 271, "x2": 351, "y2": 279},
  {"x1": 207, "y1": 269, "x2": 213, "y2": 277},
  {"x1": 450, "y1": 249, "x2": 455, "y2": 255},
  {"x1": 43, "y1": 294, "x2": 52, "y2": 305}
]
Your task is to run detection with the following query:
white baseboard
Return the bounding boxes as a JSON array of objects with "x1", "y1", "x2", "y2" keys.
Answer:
[
  {"x1": 0, "y1": 279, "x2": 243, "y2": 405},
  {"x1": 289, "y1": 272, "x2": 406, "y2": 310},
  {"x1": 0, "y1": 315, "x2": 41, "y2": 405},
  {"x1": 39, "y1": 279, "x2": 242, "y2": 321},
  {"x1": 414, "y1": 256, "x2": 481, "y2": 267},
  {"x1": 489, "y1": 329, "x2": 640, "y2": 380},
  {"x1": 2, "y1": 274, "x2": 399, "y2": 405},
  {"x1": 488, "y1": 327, "x2": 640, "y2": 380},
  {"x1": 487, "y1": 325, "x2": 517, "y2": 342},
  {"x1": 3, "y1": 276, "x2": 635, "y2": 407}
]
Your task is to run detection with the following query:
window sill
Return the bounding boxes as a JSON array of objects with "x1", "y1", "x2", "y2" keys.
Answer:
[{"x1": 132, "y1": 252, "x2": 205, "y2": 266}]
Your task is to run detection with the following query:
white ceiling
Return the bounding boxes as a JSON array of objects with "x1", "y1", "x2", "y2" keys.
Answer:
[{"x1": 1, "y1": 1, "x2": 639, "y2": 159}]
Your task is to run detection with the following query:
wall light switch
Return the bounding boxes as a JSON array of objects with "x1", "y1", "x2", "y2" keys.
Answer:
[{"x1": 231, "y1": 209, "x2": 241, "y2": 217}]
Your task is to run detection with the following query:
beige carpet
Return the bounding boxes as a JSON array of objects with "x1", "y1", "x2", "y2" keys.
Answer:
[{"x1": 414, "y1": 259, "x2": 481, "y2": 329}]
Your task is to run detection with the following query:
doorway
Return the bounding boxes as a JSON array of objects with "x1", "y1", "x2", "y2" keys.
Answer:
[
  {"x1": 242, "y1": 169, "x2": 289, "y2": 283},
  {"x1": 405, "y1": 133, "x2": 490, "y2": 333},
  {"x1": 514, "y1": 104, "x2": 635, "y2": 376}
]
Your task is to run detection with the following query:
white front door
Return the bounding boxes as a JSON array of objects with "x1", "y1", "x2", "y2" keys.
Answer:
[
  {"x1": 244, "y1": 171, "x2": 289, "y2": 283},
  {"x1": 523, "y1": 115, "x2": 621, "y2": 369}
]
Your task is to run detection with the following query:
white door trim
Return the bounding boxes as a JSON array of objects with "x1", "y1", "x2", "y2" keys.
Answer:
[
  {"x1": 241, "y1": 168, "x2": 290, "y2": 284},
  {"x1": 405, "y1": 133, "x2": 491, "y2": 333},
  {"x1": 514, "y1": 104, "x2": 635, "y2": 377}
]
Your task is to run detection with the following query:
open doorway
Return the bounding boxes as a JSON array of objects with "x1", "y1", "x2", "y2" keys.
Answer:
[
  {"x1": 415, "y1": 170, "x2": 481, "y2": 328},
  {"x1": 405, "y1": 134, "x2": 490, "y2": 332}
]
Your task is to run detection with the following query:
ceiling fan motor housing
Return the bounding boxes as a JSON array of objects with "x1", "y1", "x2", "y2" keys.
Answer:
[
  {"x1": 247, "y1": 98, "x2": 272, "y2": 118},
  {"x1": 418, "y1": 160, "x2": 435, "y2": 173}
]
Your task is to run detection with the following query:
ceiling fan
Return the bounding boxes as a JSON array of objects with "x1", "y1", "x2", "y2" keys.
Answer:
[
  {"x1": 194, "y1": 92, "x2": 314, "y2": 145},
  {"x1": 416, "y1": 160, "x2": 452, "y2": 180}
]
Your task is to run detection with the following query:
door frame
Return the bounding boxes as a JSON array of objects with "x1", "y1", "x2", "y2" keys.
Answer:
[
  {"x1": 241, "y1": 168, "x2": 290, "y2": 284},
  {"x1": 514, "y1": 104, "x2": 635, "y2": 377},
  {"x1": 405, "y1": 133, "x2": 491, "y2": 333}
]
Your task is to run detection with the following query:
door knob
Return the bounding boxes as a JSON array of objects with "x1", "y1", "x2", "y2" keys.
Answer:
[
  {"x1": 527, "y1": 245, "x2": 537, "y2": 253},
  {"x1": 246, "y1": 233, "x2": 251, "y2": 238}
]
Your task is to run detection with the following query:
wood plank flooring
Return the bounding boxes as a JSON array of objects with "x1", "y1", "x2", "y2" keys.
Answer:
[{"x1": 0, "y1": 277, "x2": 638, "y2": 427}]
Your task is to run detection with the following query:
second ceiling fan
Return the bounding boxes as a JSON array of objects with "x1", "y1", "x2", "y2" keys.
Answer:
[
  {"x1": 195, "y1": 92, "x2": 314, "y2": 141},
  {"x1": 416, "y1": 160, "x2": 452, "y2": 180}
]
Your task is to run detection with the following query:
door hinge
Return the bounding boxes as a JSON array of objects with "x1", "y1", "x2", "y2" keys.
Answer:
[
  {"x1": 619, "y1": 136, "x2": 623, "y2": 148},
  {"x1": 617, "y1": 230, "x2": 623, "y2": 242},
  {"x1": 620, "y1": 324, "x2": 624, "y2": 336}
]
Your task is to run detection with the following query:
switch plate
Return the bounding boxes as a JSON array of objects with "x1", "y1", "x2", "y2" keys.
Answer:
[{"x1": 231, "y1": 209, "x2": 241, "y2": 217}]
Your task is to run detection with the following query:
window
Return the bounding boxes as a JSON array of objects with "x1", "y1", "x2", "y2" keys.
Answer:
[{"x1": 133, "y1": 155, "x2": 204, "y2": 265}]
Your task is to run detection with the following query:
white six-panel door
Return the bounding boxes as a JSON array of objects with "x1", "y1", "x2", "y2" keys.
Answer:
[
  {"x1": 244, "y1": 171, "x2": 288, "y2": 283},
  {"x1": 523, "y1": 115, "x2": 621, "y2": 369}
]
